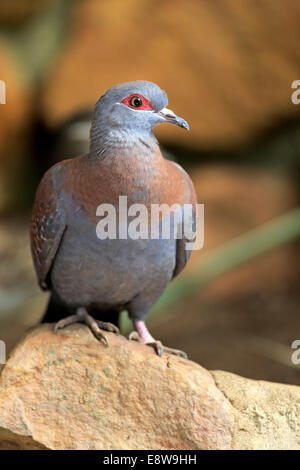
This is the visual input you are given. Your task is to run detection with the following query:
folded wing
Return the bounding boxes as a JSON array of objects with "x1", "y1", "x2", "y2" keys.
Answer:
[{"x1": 30, "y1": 166, "x2": 66, "y2": 290}]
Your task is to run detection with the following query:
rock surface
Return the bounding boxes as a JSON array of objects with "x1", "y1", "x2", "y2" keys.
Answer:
[
  {"x1": 212, "y1": 370, "x2": 300, "y2": 450},
  {"x1": 0, "y1": 324, "x2": 299, "y2": 450},
  {"x1": 0, "y1": 324, "x2": 234, "y2": 450}
]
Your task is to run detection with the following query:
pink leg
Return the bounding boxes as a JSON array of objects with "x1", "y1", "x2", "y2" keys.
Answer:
[
  {"x1": 130, "y1": 318, "x2": 188, "y2": 359},
  {"x1": 133, "y1": 319, "x2": 155, "y2": 344}
]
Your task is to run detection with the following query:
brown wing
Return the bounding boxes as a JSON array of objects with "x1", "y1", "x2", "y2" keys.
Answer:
[
  {"x1": 30, "y1": 165, "x2": 66, "y2": 290},
  {"x1": 170, "y1": 162, "x2": 197, "y2": 278}
]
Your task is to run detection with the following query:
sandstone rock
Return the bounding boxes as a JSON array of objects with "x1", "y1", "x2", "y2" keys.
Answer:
[
  {"x1": 212, "y1": 370, "x2": 300, "y2": 450},
  {"x1": 0, "y1": 324, "x2": 298, "y2": 450},
  {"x1": 0, "y1": 324, "x2": 234, "y2": 450}
]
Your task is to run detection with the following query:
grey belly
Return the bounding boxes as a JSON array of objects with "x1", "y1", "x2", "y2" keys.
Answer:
[{"x1": 50, "y1": 222, "x2": 176, "y2": 308}]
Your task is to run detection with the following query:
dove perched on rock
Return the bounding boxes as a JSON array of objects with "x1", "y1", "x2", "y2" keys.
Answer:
[{"x1": 30, "y1": 81, "x2": 197, "y2": 357}]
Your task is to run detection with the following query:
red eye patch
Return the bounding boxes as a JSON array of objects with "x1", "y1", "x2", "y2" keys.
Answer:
[{"x1": 121, "y1": 94, "x2": 154, "y2": 111}]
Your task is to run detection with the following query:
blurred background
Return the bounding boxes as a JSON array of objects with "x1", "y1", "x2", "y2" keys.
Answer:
[{"x1": 0, "y1": 0, "x2": 300, "y2": 385}]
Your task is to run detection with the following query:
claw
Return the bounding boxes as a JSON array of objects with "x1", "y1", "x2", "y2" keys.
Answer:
[
  {"x1": 128, "y1": 331, "x2": 140, "y2": 341},
  {"x1": 148, "y1": 340, "x2": 164, "y2": 357},
  {"x1": 97, "y1": 321, "x2": 120, "y2": 335},
  {"x1": 94, "y1": 330, "x2": 109, "y2": 346},
  {"x1": 53, "y1": 309, "x2": 116, "y2": 346},
  {"x1": 147, "y1": 340, "x2": 188, "y2": 358},
  {"x1": 128, "y1": 331, "x2": 187, "y2": 359},
  {"x1": 164, "y1": 348, "x2": 188, "y2": 359}
]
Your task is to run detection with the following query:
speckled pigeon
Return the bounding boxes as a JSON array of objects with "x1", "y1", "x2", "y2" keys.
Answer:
[{"x1": 30, "y1": 81, "x2": 197, "y2": 357}]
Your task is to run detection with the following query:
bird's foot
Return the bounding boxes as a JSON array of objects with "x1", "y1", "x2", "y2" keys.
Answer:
[
  {"x1": 54, "y1": 314, "x2": 80, "y2": 332},
  {"x1": 128, "y1": 331, "x2": 188, "y2": 359},
  {"x1": 96, "y1": 320, "x2": 120, "y2": 335},
  {"x1": 147, "y1": 341, "x2": 188, "y2": 359},
  {"x1": 54, "y1": 308, "x2": 117, "y2": 346}
]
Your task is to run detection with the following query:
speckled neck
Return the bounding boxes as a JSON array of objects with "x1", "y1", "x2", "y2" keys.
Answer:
[{"x1": 89, "y1": 122, "x2": 159, "y2": 160}]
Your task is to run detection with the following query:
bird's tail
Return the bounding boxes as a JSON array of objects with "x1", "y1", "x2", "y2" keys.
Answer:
[{"x1": 41, "y1": 294, "x2": 120, "y2": 327}]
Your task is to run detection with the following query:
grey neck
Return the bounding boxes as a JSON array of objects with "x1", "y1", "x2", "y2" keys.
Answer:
[{"x1": 89, "y1": 122, "x2": 158, "y2": 159}]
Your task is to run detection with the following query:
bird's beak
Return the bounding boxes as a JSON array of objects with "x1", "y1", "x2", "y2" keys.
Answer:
[{"x1": 158, "y1": 107, "x2": 190, "y2": 131}]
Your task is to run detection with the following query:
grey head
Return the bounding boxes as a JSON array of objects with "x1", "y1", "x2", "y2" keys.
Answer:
[{"x1": 90, "y1": 80, "x2": 189, "y2": 154}]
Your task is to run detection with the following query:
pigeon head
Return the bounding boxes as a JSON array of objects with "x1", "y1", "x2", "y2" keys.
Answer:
[{"x1": 90, "y1": 81, "x2": 189, "y2": 154}]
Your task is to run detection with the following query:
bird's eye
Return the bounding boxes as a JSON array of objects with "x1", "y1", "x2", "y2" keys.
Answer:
[
  {"x1": 129, "y1": 96, "x2": 143, "y2": 108},
  {"x1": 122, "y1": 94, "x2": 154, "y2": 110}
]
